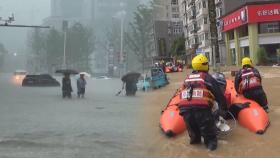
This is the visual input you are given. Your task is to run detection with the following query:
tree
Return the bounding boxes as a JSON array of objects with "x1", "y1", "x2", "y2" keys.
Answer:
[
  {"x1": 27, "y1": 28, "x2": 47, "y2": 72},
  {"x1": 171, "y1": 37, "x2": 186, "y2": 57},
  {"x1": 0, "y1": 43, "x2": 8, "y2": 69},
  {"x1": 125, "y1": 4, "x2": 155, "y2": 72},
  {"x1": 66, "y1": 23, "x2": 95, "y2": 72},
  {"x1": 45, "y1": 29, "x2": 64, "y2": 71},
  {"x1": 208, "y1": 0, "x2": 220, "y2": 67},
  {"x1": 27, "y1": 23, "x2": 95, "y2": 73}
]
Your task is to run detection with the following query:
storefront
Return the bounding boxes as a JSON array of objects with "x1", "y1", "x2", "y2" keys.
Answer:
[{"x1": 219, "y1": 2, "x2": 280, "y2": 65}]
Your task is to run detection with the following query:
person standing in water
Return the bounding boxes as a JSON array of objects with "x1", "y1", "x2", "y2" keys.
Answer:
[
  {"x1": 234, "y1": 57, "x2": 269, "y2": 112},
  {"x1": 62, "y1": 73, "x2": 73, "y2": 98},
  {"x1": 178, "y1": 54, "x2": 227, "y2": 151},
  {"x1": 77, "y1": 74, "x2": 87, "y2": 98}
]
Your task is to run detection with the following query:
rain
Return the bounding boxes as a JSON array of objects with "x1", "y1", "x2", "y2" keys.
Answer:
[{"x1": 0, "y1": 0, "x2": 280, "y2": 158}]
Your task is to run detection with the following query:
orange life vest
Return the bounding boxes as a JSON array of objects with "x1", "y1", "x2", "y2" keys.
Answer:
[
  {"x1": 179, "y1": 72, "x2": 215, "y2": 108},
  {"x1": 238, "y1": 68, "x2": 261, "y2": 93}
]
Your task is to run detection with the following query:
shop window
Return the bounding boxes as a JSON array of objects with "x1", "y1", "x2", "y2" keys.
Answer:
[
  {"x1": 231, "y1": 48, "x2": 236, "y2": 65},
  {"x1": 228, "y1": 30, "x2": 234, "y2": 40},
  {"x1": 239, "y1": 25, "x2": 248, "y2": 37},
  {"x1": 259, "y1": 22, "x2": 280, "y2": 34},
  {"x1": 241, "y1": 47, "x2": 250, "y2": 58}
]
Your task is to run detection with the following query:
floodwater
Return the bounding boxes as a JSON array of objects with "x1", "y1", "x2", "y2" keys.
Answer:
[
  {"x1": 0, "y1": 67, "x2": 280, "y2": 158},
  {"x1": 136, "y1": 67, "x2": 280, "y2": 158},
  {"x1": 0, "y1": 74, "x2": 143, "y2": 158}
]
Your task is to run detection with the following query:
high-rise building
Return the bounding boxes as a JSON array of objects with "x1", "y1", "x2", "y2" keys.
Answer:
[
  {"x1": 44, "y1": 0, "x2": 95, "y2": 30},
  {"x1": 154, "y1": 0, "x2": 184, "y2": 57}
]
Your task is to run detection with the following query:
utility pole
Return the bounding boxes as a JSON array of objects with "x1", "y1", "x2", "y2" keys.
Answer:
[{"x1": 62, "y1": 20, "x2": 68, "y2": 69}]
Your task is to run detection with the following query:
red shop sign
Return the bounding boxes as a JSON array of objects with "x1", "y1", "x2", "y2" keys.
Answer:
[
  {"x1": 248, "y1": 3, "x2": 280, "y2": 23},
  {"x1": 220, "y1": 3, "x2": 280, "y2": 32},
  {"x1": 219, "y1": 7, "x2": 248, "y2": 32}
]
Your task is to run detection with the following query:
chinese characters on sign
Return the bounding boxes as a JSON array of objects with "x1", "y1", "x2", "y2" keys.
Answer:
[
  {"x1": 257, "y1": 9, "x2": 280, "y2": 16},
  {"x1": 220, "y1": 3, "x2": 280, "y2": 32}
]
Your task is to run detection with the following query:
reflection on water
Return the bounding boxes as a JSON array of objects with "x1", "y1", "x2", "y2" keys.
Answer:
[
  {"x1": 0, "y1": 74, "x2": 143, "y2": 158},
  {"x1": 0, "y1": 71, "x2": 280, "y2": 158},
  {"x1": 137, "y1": 72, "x2": 280, "y2": 158}
]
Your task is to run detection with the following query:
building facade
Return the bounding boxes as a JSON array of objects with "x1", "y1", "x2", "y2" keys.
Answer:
[
  {"x1": 179, "y1": 0, "x2": 278, "y2": 65},
  {"x1": 44, "y1": 0, "x2": 95, "y2": 30},
  {"x1": 179, "y1": 0, "x2": 213, "y2": 64},
  {"x1": 154, "y1": 0, "x2": 184, "y2": 57},
  {"x1": 220, "y1": 1, "x2": 280, "y2": 66}
]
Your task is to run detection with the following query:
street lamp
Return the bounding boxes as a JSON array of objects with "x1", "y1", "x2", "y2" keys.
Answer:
[
  {"x1": 62, "y1": 20, "x2": 68, "y2": 69},
  {"x1": 113, "y1": 10, "x2": 126, "y2": 75}
]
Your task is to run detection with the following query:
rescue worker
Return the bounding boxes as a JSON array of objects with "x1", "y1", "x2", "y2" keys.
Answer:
[
  {"x1": 234, "y1": 57, "x2": 269, "y2": 112},
  {"x1": 178, "y1": 54, "x2": 227, "y2": 151}
]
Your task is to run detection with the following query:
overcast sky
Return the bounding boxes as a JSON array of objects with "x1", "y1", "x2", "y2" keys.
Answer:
[{"x1": 0, "y1": 0, "x2": 50, "y2": 25}]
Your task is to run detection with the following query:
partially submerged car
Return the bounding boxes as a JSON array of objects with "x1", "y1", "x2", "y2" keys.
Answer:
[
  {"x1": 13, "y1": 70, "x2": 28, "y2": 85},
  {"x1": 150, "y1": 67, "x2": 169, "y2": 89},
  {"x1": 137, "y1": 67, "x2": 169, "y2": 91},
  {"x1": 22, "y1": 74, "x2": 60, "y2": 87}
]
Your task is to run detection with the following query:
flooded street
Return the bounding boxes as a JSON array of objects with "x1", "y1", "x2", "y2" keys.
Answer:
[
  {"x1": 137, "y1": 67, "x2": 280, "y2": 158},
  {"x1": 0, "y1": 67, "x2": 280, "y2": 158},
  {"x1": 0, "y1": 74, "x2": 143, "y2": 158}
]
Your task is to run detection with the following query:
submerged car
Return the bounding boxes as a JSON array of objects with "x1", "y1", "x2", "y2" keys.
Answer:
[
  {"x1": 13, "y1": 70, "x2": 28, "y2": 85},
  {"x1": 22, "y1": 74, "x2": 60, "y2": 87},
  {"x1": 150, "y1": 67, "x2": 169, "y2": 89}
]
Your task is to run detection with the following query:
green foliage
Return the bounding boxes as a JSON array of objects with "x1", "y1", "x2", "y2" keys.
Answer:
[
  {"x1": 67, "y1": 23, "x2": 95, "y2": 72},
  {"x1": 257, "y1": 47, "x2": 268, "y2": 65},
  {"x1": 125, "y1": 4, "x2": 155, "y2": 71},
  {"x1": 28, "y1": 23, "x2": 95, "y2": 73},
  {"x1": 171, "y1": 37, "x2": 186, "y2": 57},
  {"x1": 0, "y1": 43, "x2": 8, "y2": 69}
]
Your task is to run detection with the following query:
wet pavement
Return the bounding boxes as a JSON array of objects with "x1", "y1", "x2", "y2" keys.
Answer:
[{"x1": 0, "y1": 74, "x2": 143, "y2": 158}]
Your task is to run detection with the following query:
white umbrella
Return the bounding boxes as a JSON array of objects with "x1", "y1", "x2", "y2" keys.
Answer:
[{"x1": 75, "y1": 72, "x2": 91, "y2": 78}]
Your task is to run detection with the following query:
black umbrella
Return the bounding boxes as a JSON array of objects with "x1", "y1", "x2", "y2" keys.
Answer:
[
  {"x1": 121, "y1": 72, "x2": 141, "y2": 82},
  {"x1": 55, "y1": 69, "x2": 79, "y2": 75}
]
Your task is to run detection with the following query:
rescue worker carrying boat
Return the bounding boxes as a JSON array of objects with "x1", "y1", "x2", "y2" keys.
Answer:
[
  {"x1": 234, "y1": 57, "x2": 269, "y2": 112},
  {"x1": 178, "y1": 54, "x2": 227, "y2": 151}
]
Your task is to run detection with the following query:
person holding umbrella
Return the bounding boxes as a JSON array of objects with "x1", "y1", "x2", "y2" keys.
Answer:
[
  {"x1": 121, "y1": 72, "x2": 140, "y2": 96},
  {"x1": 56, "y1": 69, "x2": 78, "y2": 99},
  {"x1": 62, "y1": 73, "x2": 73, "y2": 98}
]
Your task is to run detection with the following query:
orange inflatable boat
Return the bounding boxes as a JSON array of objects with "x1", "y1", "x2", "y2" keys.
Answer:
[
  {"x1": 159, "y1": 89, "x2": 186, "y2": 137},
  {"x1": 225, "y1": 79, "x2": 270, "y2": 134},
  {"x1": 159, "y1": 79, "x2": 270, "y2": 137}
]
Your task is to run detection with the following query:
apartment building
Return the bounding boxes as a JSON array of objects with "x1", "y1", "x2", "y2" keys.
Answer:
[
  {"x1": 179, "y1": 0, "x2": 213, "y2": 64},
  {"x1": 179, "y1": 0, "x2": 279, "y2": 65},
  {"x1": 154, "y1": 0, "x2": 184, "y2": 57}
]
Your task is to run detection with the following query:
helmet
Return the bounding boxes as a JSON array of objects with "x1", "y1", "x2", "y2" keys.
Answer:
[
  {"x1": 192, "y1": 54, "x2": 209, "y2": 71},
  {"x1": 212, "y1": 72, "x2": 226, "y2": 92},
  {"x1": 242, "y1": 57, "x2": 252, "y2": 67}
]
